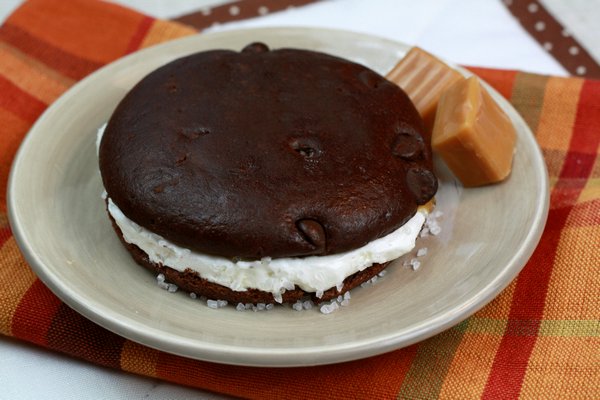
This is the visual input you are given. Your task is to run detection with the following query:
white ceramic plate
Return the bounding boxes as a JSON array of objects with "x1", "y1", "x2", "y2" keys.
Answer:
[{"x1": 8, "y1": 28, "x2": 548, "y2": 367}]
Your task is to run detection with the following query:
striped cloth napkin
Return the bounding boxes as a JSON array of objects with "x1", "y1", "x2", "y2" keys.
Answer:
[{"x1": 1, "y1": 0, "x2": 598, "y2": 398}]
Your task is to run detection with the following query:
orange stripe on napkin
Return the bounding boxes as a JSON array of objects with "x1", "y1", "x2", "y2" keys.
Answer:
[
  {"x1": 545, "y1": 222, "x2": 600, "y2": 320},
  {"x1": 46, "y1": 304, "x2": 126, "y2": 369},
  {"x1": 0, "y1": 43, "x2": 70, "y2": 103},
  {"x1": 472, "y1": 281, "x2": 517, "y2": 321},
  {"x1": 120, "y1": 340, "x2": 160, "y2": 377},
  {"x1": 139, "y1": 19, "x2": 197, "y2": 49},
  {"x1": 125, "y1": 16, "x2": 154, "y2": 54},
  {"x1": 536, "y1": 77, "x2": 583, "y2": 152},
  {"x1": 398, "y1": 324, "x2": 468, "y2": 399},
  {"x1": 536, "y1": 77, "x2": 584, "y2": 179},
  {"x1": 0, "y1": 74, "x2": 46, "y2": 123},
  {"x1": 0, "y1": 236, "x2": 37, "y2": 336},
  {"x1": 10, "y1": 279, "x2": 62, "y2": 346},
  {"x1": 7, "y1": 0, "x2": 151, "y2": 63},
  {"x1": 510, "y1": 73, "x2": 549, "y2": 133},
  {"x1": 521, "y1": 336, "x2": 600, "y2": 398},
  {"x1": 155, "y1": 345, "x2": 419, "y2": 399},
  {"x1": 0, "y1": 23, "x2": 102, "y2": 80},
  {"x1": 0, "y1": 108, "x2": 30, "y2": 211},
  {"x1": 439, "y1": 330, "x2": 504, "y2": 399}
]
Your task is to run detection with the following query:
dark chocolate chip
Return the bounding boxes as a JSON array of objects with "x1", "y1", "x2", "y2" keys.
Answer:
[
  {"x1": 296, "y1": 219, "x2": 326, "y2": 253},
  {"x1": 242, "y1": 42, "x2": 270, "y2": 53},
  {"x1": 289, "y1": 137, "x2": 321, "y2": 159},
  {"x1": 295, "y1": 146, "x2": 316, "y2": 158},
  {"x1": 406, "y1": 167, "x2": 437, "y2": 205},
  {"x1": 392, "y1": 132, "x2": 424, "y2": 160}
]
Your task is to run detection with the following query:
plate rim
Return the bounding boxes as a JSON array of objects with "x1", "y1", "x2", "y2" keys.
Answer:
[{"x1": 7, "y1": 26, "x2": 549, "y2": 367}]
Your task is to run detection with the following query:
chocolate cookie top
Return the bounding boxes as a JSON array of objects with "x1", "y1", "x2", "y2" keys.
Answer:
[{"x1": 99, "y1": 43, "x2": 437, "y2": 259}]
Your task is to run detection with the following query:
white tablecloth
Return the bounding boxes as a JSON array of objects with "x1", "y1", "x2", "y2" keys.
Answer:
[{"x1": 0, "y1": 0, "x2": 588, "y2": 398}]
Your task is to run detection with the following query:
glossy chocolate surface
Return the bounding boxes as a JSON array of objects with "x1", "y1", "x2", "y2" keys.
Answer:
[{"x1": 99, "y1": 43, "x2": 436, "y2": 258}]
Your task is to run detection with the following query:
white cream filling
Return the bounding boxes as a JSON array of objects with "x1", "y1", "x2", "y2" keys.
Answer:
[
  {"x1": 107, "y1": 197, "x2": 425, "y2": 296},
  {"x1": 99, "y1": 123, "x2": 426, "y2": 298}
]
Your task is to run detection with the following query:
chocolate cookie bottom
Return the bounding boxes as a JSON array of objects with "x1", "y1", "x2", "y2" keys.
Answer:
[{"x1": 110, "y1": 218, "x2": 390, "y2": 305}]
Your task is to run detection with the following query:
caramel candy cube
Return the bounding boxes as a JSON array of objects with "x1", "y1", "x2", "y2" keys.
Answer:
[
  {"x1": 387, "y1": 47, "x2": 463, "y2": 133},
  {"x1": 432, "y1": 76, "x2": 516, "y2": 187}
]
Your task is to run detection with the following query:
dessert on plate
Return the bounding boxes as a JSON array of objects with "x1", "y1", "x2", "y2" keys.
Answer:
[{"x1": 98, "y1": 42, "x2": 438, "y2": 305}]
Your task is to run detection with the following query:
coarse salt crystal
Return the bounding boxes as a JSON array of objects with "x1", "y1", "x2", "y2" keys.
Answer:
[
  {"x1": 344, "y1": 291, "x2": 351, "y2": 300},
  {"x1": 266, "y1": 304, "x2": 274, "y2": 310},
  {"x1": 156, "y1": 273, "x2": 165, "y2": 283},
  {"x1": 257, "y1": 303, "x2": 266, "y2": 311},
  {"x1": 217, "y1": 300, "x2": 228, "y2": 307},
  {"x1": 207, "y1": 299, "x2": 219, "y2": 309},
  {"x1": 292, "y1": 301, "x2": 303, "y2": 311},
  {"x1": 189, "y1": 292, "x2": 197, "y2": 299},
  {"x1": 303, "y1": 300, "x2": 313, "y2": 310},
  {"x1": 410, "y1": 258, "x2": 421, "y2": 271},
  {"x1": 340, "y1": 299, "x2": 350, "y2": 307},
  {"x1": 167, "y1": 284, "x2": 178, "y2": 293},
  {"x1": 337, "y1": 295, "x2": 343, "y2": 303},
  {"x1": 417, "y1": 247, "x2": 428, "y2": 257},
  {"x1": 424, "y1": 212, "x2": 443, "y2": 236},
  {"x1": 378, "y1": 270, "x2": 387, "y2": 277},
  {"x1": 429, "y1": 224, "x2": 441, "y2": 236},
  {"x1": 236, "y1": 303, "x2": 245, "y2": 311},
  {"x1": 320, "y1": 301, "x2": 339, "y2": 315},
  {"x1": 319, "y1": 304, "x2": 331, "y2": 314}
]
